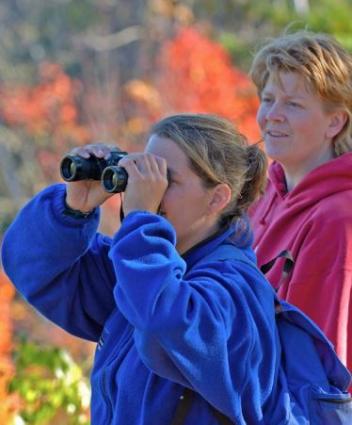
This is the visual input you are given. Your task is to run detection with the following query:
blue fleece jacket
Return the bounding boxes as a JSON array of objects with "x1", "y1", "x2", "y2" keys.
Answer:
[{"x1": 1, "y1": 184, "x2": 291, "y2": 424}]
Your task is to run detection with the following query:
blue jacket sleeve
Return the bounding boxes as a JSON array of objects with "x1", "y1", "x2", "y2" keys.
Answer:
[
  {"x1": 1, "y1": 184, "x2": 117, "y2": 341},
  {"x1": 110, "y1": 211, "x2": 277, "y2": 420}
]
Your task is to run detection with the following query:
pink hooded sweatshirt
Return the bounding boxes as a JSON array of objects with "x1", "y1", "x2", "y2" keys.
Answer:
[{"x1": 250, "y1": 153, "x2": 352, "y2": 376}]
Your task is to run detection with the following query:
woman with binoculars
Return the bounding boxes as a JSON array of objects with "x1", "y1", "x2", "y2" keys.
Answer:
[
  {"x1": 3, "y1": 113, "x2": 351, "y2": 424},
  {"x1": 2, "y1": 113, "x2": 292, "y2": 424}
]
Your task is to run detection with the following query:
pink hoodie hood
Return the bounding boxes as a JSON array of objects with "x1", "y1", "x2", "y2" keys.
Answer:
[{"x1": 257, "y1": 152, "x2": 352, "y2": 226}]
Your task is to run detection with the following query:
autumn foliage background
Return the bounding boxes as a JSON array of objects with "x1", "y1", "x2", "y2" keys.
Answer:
[{"x1": 1, "y1": 0, "x2": 352, "y2": 423}]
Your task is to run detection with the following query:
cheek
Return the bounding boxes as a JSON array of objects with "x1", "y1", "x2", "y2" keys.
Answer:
[
  {"x1": 160, "y1": 189, "x2": 171, "y2": 207},
  {"x1": 256, "y1": 105, "x2": 266, "y2": 129},
  {"x1": 294, "y1": 117, "x2": 318, "y2": 138},
  {"x1": 160, "y1": 186, "x2": 177, "y2": 212}
]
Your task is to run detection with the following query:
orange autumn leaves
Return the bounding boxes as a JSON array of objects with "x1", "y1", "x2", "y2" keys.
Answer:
[
  {"x1": 0, "y1": 63, "x2": 90, "y2": 181},
  {"x1": 0, "y1": 28, "x2": 260, "y2": 173},
  {"x1": 123, "y1": 27, "x2": 261, "y2": 143},
  {"x1": 0, "y1": 270, "x2": 20, "y2": 422},
  {"x1": 158, "y1": 27, "x2": 261, "y2": 142},
  {"x1": 0, "y1": 27, "x2": 260, "y2": 148},
  {"x1": 0, "y1": 63, "x2": 88, "y2": 140}
]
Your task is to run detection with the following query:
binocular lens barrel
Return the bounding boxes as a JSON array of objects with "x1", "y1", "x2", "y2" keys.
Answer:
[
  {"x1": 101, "y1": 166, "x2": 128, "y2": 193},
  {"x1": 60, "y1": 150, "x2": 128, "y2": 189},
  {"x1": 60, "y1": 151, "x2": 128, "y2": 192},
  {"x1": 60, "y1": 155, "x2": 104, "y2": 181},
  {"x1": 60, "y1": 156, "x2": 81, "y2": 181}
]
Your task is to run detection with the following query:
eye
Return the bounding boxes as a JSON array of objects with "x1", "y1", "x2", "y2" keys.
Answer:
[
  {"x1": 166, "y1": 172, "x2": 174, "y2": 186},
  {"x1": 261, "y1": 96, "x2": 273, "y2": 104},
  {"x1": 287, "y1": 100, "x2": 303, "y2": 108}
]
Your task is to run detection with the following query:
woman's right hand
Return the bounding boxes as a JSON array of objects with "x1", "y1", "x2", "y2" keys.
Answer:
[{"x1": 65, "y1": 143, "x2": 117, "y2": 213}]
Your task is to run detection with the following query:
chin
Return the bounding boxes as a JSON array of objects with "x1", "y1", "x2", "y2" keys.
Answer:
[{"x1": 265, "y1": 148, "x2": 289, "y2": 163}]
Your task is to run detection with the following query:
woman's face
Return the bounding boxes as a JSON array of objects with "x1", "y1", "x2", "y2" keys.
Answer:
[
  {"x1": 257, "y1": 71, "x2": 337, "y2": 174},
  {"x1": 145, "y1": 134, "x2": 219, "y2": 254}
]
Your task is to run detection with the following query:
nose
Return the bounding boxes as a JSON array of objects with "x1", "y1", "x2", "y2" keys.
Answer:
[{"x1": 265, "y1": 102, "x2": 285, "y2": 122}]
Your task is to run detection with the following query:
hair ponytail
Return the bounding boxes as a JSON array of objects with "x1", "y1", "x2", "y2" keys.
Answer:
[
  {"x1": 237, "y1": 144, "x2": 268, "y2": 213},
  {"x1": 219, "y1": 143, "x2": 267, "y2": 228}
]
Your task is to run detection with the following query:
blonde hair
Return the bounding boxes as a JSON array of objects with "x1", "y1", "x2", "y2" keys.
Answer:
[
  {"x1": 149, "y1": 113, "x2": 267, "y2": 226},
  {"x1": 250, "y1": 30, "x2": 352, "y2": 155}
]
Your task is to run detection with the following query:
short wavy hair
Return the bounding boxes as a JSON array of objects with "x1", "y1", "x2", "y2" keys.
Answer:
[{"x1": 250, "y1": 30, "x2": 352, "y2": 155}]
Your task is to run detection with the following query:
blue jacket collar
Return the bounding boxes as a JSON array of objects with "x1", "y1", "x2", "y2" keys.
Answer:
[{"x1": 182, "y1": 218, "x2": 255, "y2": 270}]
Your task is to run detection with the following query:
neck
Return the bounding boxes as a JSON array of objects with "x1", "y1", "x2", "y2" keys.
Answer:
[
  {"x1": 177, "y1": 220, "x2": 221, "y2": 255},
  {"x1": 282, "y1": 147, "x2": 335, "y2": 191}
]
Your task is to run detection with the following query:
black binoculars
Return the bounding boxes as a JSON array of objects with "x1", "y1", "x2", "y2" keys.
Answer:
[{"x1": 60, "y1": 149, "x2": 128, "y2": 193}]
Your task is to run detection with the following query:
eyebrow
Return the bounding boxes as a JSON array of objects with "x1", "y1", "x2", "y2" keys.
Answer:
[
  {"x1": 261, "y1": 91, "x2": 307, "y2": 100},
  {"x1": 262, "y1": 86, "x2": 307, "y2": 97}
]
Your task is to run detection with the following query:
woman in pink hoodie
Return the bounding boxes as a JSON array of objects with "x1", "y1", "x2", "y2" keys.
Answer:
[{"x1": 249, "y1": 30, "x2": 352, "y2": 377}]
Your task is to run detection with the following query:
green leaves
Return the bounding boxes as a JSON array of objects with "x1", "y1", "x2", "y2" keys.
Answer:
[{"x1": 9, "y1": 339, "x2": 90, "y2": 425}]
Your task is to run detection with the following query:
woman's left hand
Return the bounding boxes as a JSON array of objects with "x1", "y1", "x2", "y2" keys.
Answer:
[{"x1": 118, "y1": 153, "x2": 168, "y2": 216}]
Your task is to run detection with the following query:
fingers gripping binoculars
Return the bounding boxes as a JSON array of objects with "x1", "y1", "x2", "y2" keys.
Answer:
[{"x1": 60, "y1": 150, "x2": 128, "y2": 193}]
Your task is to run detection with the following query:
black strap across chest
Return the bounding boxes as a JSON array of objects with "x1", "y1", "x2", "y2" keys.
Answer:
[{"x1": 170, "y1": 387, "x2": 233, "y2": 425}]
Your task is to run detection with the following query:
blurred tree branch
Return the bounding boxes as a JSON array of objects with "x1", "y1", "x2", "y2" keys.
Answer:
[{"x1": 75, "y1": 25, "x2": 144, "y2": 52}]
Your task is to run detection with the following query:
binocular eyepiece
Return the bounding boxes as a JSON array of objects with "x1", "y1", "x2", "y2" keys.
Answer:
[{"x1": 60, "y1": 150, "x2": 128, "y2": 193}]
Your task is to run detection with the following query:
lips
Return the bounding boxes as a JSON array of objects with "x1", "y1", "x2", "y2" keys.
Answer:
[{"x1": 266, "y1": 129, "x2": 289, "y2": 137}]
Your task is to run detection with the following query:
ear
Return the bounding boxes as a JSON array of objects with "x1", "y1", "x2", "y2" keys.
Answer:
[
  {"x1": 207, "y1": 183, "x2": 232, "y2": 215},
  {"x1": 325, "y1": 110, "x2": 348, "y2": 139}
]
